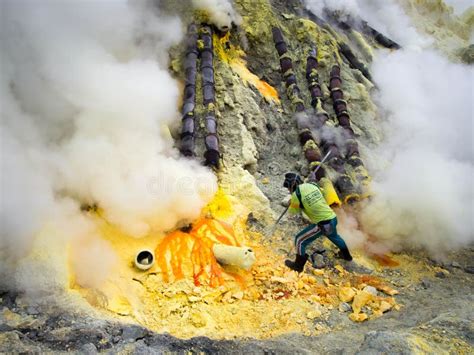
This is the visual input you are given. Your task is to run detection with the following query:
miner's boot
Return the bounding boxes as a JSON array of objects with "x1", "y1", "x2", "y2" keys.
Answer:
[
  {"x1": 337, "y1": 248, "x2": 353, "y2": 261},
  {"x1": 285, "y1": 253, "x2": 309, "y2": 272}
]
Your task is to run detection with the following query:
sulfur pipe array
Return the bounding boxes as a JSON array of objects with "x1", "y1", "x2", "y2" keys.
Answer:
[
  {"x1": 272, "y1": 27, "x2": 325, "y2": 179},
  {"x1": 329, "y1": 64, "x2": 370, "y2": 202},
  {"x1": 305, "y1": 48, "x2": 345, "y2": 175},
  {"x1": 180, "y1": 24, "x2": 199, "y2": 157},
  {"x1": 179, "y1": 24, "x2": 220, "y2": 168},
  {"x1": 199, "y1": 25, "x2": 220, "y2": 168},
  {"x1": 273, "y1": 29, "x2": 341, "y2": 206}
]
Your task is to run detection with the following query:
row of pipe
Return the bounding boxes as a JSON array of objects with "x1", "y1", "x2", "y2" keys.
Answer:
[
  {"x1": 180, "y1": 24, "x2": 198, "y2": 157},
  {"x1": 200, "y1": 25, "x2": 220, "y2": 168},
  {"x1": 329, "y1": 64, "x2": 370, "y2": 201},
  {"x1": 273, "y1": 28, "x2": 323, "y2": 174},
  {"x1": 272, "y1": 28, "x2": 341, "y2": 206},
  {"x1": 179, "y1": 24, "x2": 220, "y2": 168},
  {"x1": 306, "y1": 48, "x2": 345, "y2": 174},
  {"x1": 305, "y1": 48, "x2": 354, "y2": 204}
]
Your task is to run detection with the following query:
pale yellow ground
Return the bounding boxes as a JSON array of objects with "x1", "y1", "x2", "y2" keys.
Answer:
[{"x1": 67, "y1": 191, "x2": 421, "y2": 340}]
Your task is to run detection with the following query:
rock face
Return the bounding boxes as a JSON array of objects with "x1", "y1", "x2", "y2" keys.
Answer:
[
  {"x1": 356, "y1": 331, "x2": 429, "y2": 354},
  {"x1": 172, "y1": 0, "x2": 383, "y2": 221}
]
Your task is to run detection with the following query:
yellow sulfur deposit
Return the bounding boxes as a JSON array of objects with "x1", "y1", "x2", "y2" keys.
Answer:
[
  {"x1": 68, "y1": 191, "x2": 402, "y2": 339},
  {"x1": 214, "y1": 32, "x2": 280, "y2": 104},
  {"x1": 338, "y1": 287, "x2": 356, "y2": 303}
]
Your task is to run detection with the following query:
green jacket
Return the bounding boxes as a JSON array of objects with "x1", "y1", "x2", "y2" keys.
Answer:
[{"x1": 289, "y1": 183, "x2": 336, "y2": 223}]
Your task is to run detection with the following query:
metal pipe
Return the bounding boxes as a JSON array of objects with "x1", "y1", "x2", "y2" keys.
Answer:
[
  {"x1": 200, "y1": 25, "x2": 220, "y2": 168},
  {"x1": 180, "y1": 24, "x2": 198, "y2": 157}
]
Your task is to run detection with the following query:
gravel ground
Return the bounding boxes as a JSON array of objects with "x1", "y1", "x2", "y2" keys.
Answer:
[{"x1": 1, "y1": 248, "x2": 472, "y2": 353}]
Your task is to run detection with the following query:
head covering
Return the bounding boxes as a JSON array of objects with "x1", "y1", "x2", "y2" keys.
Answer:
[{"x1": 283, "y1": 172, "x2": 303, "y2": 189}]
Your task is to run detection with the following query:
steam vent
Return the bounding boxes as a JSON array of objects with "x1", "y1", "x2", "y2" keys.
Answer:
[{"x1": 1, "y1": 0, "x2": 473, "y2": 353}]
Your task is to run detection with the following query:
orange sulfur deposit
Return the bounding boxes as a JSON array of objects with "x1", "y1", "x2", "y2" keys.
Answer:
[
  {"x1": 213, "y1": 32, "x2": 280, "y2": 104},
  {"x1": 155, "y1": 218, "x2": 241, "y2": 287}
]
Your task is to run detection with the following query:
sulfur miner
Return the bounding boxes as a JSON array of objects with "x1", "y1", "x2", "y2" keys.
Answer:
[{"x1": 283, "y1": 173, "x2": 353, "y2": 272}]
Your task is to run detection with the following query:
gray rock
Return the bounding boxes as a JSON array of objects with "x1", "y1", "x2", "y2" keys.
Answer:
[
  {"x1": 132, "y1": 339, "x2": 156, "y2": 355},
  {"x1": 427, "y1": 312, "x2": 474, "y2": 342},
  {"x1": 299, "y1": 165, "x2": 309, "y2": 177},
  {"x1": 310, "y1": 253, "x2": 326, "y2": 269},
  {"x1": 290, "y1": 146, "x2": 300, "y2": 157},
  {"x1": 339, "y1": 302, "x2": 351, "y2": 313},
  {"x1": 451, "y1": 261, "x2": 461, "y2": 268},
  {"x1": 356, "y1": 331, "x2": 423, "y2": 354},
  {"x1": 464, "y1": 266, "x2": 474, "y2": 274},
  {"x1": 121, "y1": 325, "x2": 148, "y2": 342},
  {"x1": 435, "y1": 271, "x2": 446, "y2": 279},
  {"x1": 80, "y1": 343, "x2": 98, "y2": 354},
  {"x1": 363, "y1": 286, "x2": 378, "y2": 296},
  {"x1": 343, "y1": 262, "x2": 373, "y2": 274},
  {"x1": 420, "y1": 279, "x2": 430, "y2": 289},
  {"x1": 26, "y1": 306, "x2": 40, "y2": 315},
  {"x1": 293, "y1": 161, "x2": 303, "y2": 172},
  {"x1": 0, "y1": 331, "x2": 42, "y2": 353}
]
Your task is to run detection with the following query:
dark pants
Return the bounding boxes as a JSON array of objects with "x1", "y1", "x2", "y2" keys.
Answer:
[{"x1": 294, "y1": 217, "x2": 348, "y2": 255}]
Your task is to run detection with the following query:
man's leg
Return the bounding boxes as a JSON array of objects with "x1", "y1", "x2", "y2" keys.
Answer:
[
  {"x1": 324, "y1": 218, "x2": 353, "y2": 261},
  {"x1": 285, "y1": 224, "x2": 322, "y2": 272},
  {"x1": 294, "y1": 224, "x2": 323, "y2": 256}
]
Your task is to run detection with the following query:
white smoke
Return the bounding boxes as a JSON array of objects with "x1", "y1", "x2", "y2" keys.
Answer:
[
  {"x1": 444, "y1": 0, "x2": 473, "y2": 14},
  {"x1": 192, "y1": 0, "x2": 242, "y2": 30},
  {"x1": 360, "y1": 49, "x2": 474, "y2": 254},
  {"x1": 305, "y1": 0, "x2": 432, "y2": 48},
  {"x1": 0, "y1": 0, "x2": 217, "y2": 291},
  {"x1": 305, "y1": 0, "x2": 474, "y2": 254}
]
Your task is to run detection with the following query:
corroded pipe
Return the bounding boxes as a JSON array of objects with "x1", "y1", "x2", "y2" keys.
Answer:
[
  {"x1": 338, "y1": 43, "x2": 372, "y2": 81},
  {"x1": 335, "y1": 174, "x2": 360, "y2": 204},
  {"x1": 200, "y1": 25, "x2": 220, "y2": 168},
  {"x1": 360, "y1": 21, "x2": 401, "y2": 50},
  {"x1": 329, "y1": 65, "x2": 352, "y2": 130},
  {"x1": 306, "y1": 48, "x2": 323, "y2": 108},
  {"x1": 205, "y1": 113, "x2": 217, "y2": 134},
  {"x1": 180, "y1": 24, "x2": 199, "y2": 157},
  {"x1": 337, "y1": 112, "x2": 351, "y2": 128},
  {"x1": 326, "y1": 10, "x2": 400, "y2": 52},
  {"x1": 272, "y1": 27, "x2": 287, "y2": 56}
]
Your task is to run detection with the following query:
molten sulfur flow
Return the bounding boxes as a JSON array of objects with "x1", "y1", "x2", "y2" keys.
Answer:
[{"x1": 154, "y1": 218, "x2": 241, "y2": 287}]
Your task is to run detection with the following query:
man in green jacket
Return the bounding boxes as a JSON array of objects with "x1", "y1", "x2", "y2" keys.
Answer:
[{"x1": 283, "y1": 173, "x2": 353, "y2": 272}]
